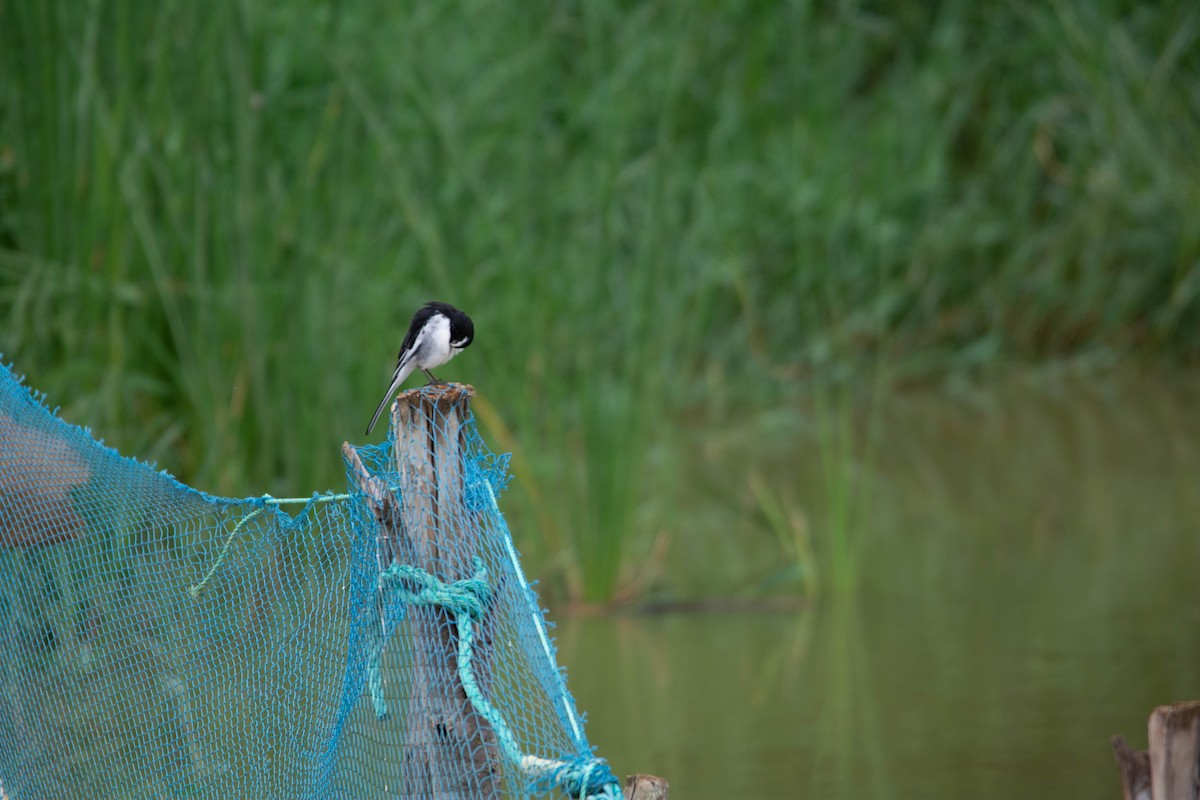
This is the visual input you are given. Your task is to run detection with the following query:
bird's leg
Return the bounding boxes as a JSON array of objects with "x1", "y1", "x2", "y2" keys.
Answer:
[{"x1": 422, "y1": 369, "x2": 445, "y2": 385}]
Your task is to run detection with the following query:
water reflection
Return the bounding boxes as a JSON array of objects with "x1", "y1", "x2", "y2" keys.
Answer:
[{"x1": 556, "y1": 368, "x2": 1200, "y2": 800}]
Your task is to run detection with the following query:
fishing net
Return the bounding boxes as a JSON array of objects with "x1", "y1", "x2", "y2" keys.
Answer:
[{"x1": 0, "y1": 362, "x2": 620, "y2": 799}]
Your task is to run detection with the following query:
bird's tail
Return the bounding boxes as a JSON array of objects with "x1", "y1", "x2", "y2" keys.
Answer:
[
  {"x1": 365, "y1": 362, "x2": 415, "y2": 435},
  {"x1": 364, "y1": 396, "x2": 390, "y2": 436}
]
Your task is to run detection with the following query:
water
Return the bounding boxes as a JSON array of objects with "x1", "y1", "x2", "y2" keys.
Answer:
[{"x1": 555, "y1": 366, "x2": 1200, "y2": 799}]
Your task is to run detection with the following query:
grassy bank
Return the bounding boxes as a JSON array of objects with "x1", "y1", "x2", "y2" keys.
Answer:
[{"x1": 2, "y1": 1, "x2": 1197, "y2": 602}]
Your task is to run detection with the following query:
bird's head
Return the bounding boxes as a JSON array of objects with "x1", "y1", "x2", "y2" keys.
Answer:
[{"x1": 447, "y1": 309, "x2": 474, "y2": 351}]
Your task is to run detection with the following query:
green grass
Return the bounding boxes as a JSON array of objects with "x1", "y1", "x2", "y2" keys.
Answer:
[{"x1": 2, "y1": 0, "x2": 1198, "y2": 602}]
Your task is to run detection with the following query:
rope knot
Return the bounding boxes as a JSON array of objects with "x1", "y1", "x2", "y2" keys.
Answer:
[
  {"x1": 381, "y1": 556, "x2": 491, "y2": 621},
  {"x1": 522, "y1": 754, "x2": 622, "y2": 799}
]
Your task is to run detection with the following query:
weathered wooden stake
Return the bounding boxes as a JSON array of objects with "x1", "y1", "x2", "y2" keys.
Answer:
[
  {"x1": 391, "y1": 383, "x2": 501, "y2": 799},
  {"x1": 344, "y1": 384, "x2": 501, "y2": 798}
]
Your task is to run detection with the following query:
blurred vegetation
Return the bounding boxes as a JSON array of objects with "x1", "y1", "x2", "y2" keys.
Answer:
[{"x1": 1, "y1": 1, "x2": 1197, "y2": 602}]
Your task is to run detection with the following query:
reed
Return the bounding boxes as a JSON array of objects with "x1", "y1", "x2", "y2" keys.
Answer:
[{"x1": 2, "y1": 0, "x2": 1197, "y2": 602}]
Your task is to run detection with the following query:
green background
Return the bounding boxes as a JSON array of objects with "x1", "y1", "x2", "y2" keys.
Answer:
[{"x1": 2, "y1": 0, "x2": 1198, "y2": 603}]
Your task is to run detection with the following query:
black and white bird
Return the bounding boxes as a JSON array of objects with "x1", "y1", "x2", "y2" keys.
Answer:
[{"x1": 365, "y1": 301, "x2": 474, "y2": 435}]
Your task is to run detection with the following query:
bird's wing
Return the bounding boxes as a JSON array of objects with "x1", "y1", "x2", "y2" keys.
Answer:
[
  {"x1": 365, "y1": 319, "x2": 437, "y2": 435},
  {"x1": 397, "y1": 305, "x2": 438, "y2": 360}
]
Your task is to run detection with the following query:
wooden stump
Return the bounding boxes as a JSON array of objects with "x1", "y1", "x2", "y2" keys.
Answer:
[
  {"x1": 625, "y1": 773, "x2": 670, "y2": 799},
  {"x1": 1150, "y1": 702, "x2": 1200, "y2": 800},
  {"x1": 1113, "y1": 702, "x2": 1200, "y2": 800}
]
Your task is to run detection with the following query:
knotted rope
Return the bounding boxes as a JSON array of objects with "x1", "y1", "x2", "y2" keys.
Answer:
[{"x1": 377, "y1": 556, "x2": 622, "y2": 799}]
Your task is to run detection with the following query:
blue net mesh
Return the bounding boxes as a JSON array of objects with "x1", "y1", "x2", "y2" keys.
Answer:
[{"x1": 0, "y1": 363, "x2": 620, "y2": 799}]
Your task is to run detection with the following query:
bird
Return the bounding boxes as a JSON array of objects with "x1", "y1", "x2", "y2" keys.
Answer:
[{"x1": 365, "y1": 301, "x2": 474, "y2": 435}]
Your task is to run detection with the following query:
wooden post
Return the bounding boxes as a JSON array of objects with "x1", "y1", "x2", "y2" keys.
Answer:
[
  {"x1": 344, "y1": 384, "x2": 501, "y2": 798},
  {"x1": 392, "y1": 384, "x2": 501, "y2": 798}
]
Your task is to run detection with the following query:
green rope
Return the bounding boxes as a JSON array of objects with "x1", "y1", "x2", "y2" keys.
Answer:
[
  {"x1": 187, "y1": 493, "x2": 350, "y2": 598},
  {"x1": 368, "y1": 559, "x2": 493, "y2": 720},
  {"x1": 380, "y1": 558, "x2": 492, "y2": 621},
  {"x1": 377, "y1": 557, "x2": 622, "y2": 800}
]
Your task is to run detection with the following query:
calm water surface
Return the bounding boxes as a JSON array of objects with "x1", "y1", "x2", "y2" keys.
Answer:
[{"x1": 556, "y1": 367, "x2": 1200, "y2": 800}]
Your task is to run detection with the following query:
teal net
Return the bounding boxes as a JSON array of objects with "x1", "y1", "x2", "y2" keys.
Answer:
[{"x1": 0, "y1": 362, "x2": 621, "y2": 799}]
